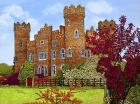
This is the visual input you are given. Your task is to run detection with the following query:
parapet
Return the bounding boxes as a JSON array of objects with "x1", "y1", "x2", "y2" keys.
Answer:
[
  {"x1": 64, "y1": 4, "x2": 85, "y2": 18},
  {"x1": 37, "y1": 24, "x2": 52, "y2": 34},
  {"x1": 98, "y1": 20, "x2": 116, "y2": 30},
  {"x1": 14, "y1": 22, "x2": 30, "y2": 31}
]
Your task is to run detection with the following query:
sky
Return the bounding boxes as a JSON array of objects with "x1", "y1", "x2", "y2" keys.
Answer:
[{"x1": 0, "y1": 0, "x2": 140, "y2": 65}]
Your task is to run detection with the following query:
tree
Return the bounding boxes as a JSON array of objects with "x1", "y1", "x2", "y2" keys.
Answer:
[
  {"x1": 18, "y1": 60, "x2": 34, "y2": 81},
  {"x1": 87, "y1": 16, "x2": 140, "y2": 104},
  {"x1": 0, "y1": 63, "x2": 13, "y2": 76},
  {"x1": 125, "y1": 85, "x2": 140, "y2": 104}
]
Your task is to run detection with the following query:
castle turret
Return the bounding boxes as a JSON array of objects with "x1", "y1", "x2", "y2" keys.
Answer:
[
  {"x1": 64, "y1": 5, "x2": 86, "y2": 66},
  {"x1": 14, "y1": 22, "x2": 30, "y2": 73}
]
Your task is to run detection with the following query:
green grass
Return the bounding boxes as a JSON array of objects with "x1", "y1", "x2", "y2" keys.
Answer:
[{"x1": 0, "y1": 86, "x2": 104, "y2": 104}]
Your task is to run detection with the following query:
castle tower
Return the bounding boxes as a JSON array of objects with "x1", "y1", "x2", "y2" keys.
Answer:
[
  {"x1": 64, "y1": 5, "x2": 86, "y2": 66},
  {"x1": 14, "y1": 22, "x2": 30, "y2": 73}
]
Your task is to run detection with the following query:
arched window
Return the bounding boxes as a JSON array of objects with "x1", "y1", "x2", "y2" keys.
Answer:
[
  {"x1": 61, "y1": 48, "x2": 65, "y2": 59},
  {"x1": 67, "y1": 47, "x2": 72, "y2": 57},
  {"x1": 51, "y1": 64, "x2": 56, "y2": 76},
  {"x1": 51, "y1": 50, "x2": 56, "y2": 59},
  {"x1": 74, "y1": 29, "x2": 79, "y2": 39},
  {"x1": 37, "y1": 66, "x2": 47, "y2": 76},
  {"x1": 87, "y1": 49, "x2": 91, "y2": 58},
  {"x1": 81, "y1": 49, "x2": 85, "y2": 57}
]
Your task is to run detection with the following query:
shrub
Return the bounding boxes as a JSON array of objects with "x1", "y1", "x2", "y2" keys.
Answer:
[
  {"x1": 125, "y1": 85, "x2": 140, "y2": 104},
  {"x1": 63, "y1": 55, "x2": 104, "y2": 80},
  {"x1": 3, "y1": 73, "x2": 19, "y2": 85},
  {"x1": 25, "y1": 87, "x2": 82, "y2": 104}
]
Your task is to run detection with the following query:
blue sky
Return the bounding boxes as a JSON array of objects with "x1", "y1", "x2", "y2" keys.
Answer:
[{"x1": 0, "y1": 0, "x2": 140, "y2": 65}]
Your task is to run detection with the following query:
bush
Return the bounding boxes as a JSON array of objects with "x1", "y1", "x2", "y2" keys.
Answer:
[
  {"x1": 63, "y1": 55, "x2": 104, "y2": 80},
  {"x1": 3, "y1": 73, "x2": 19, "y2": 85}
]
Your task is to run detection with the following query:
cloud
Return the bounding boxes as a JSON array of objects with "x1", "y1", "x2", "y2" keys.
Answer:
[
  {"x1": 42, "y1": 3, "x2": 64, "y2": 16},
  {"x1": 86, "y1": 0, "x2": 113, "y2": 14},
  {"x1": 0, "y1": 4, "x2": 39, "y2": 28},
  {"x1": 0, "y1": 4, "x2": 40, "y2": 38},
  {"x1": 0, "y1": 4, "x2": 40, "y2": 65}
]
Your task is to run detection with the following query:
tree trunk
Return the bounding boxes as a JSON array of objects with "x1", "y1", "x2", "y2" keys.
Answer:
[
  {"x1": 32, "y1": 77, "x2": 34, "y2": 87},
  {"x1": 25, "y1": 78, "x2": 28, "y2": 87}
]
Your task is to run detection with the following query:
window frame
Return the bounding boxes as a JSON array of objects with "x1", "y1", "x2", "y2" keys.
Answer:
[
  {"x1": 38, "y1": 51, "x2": 47, "y2": 60},
  {"x1": 51, "y1": 64, "x2": 56, "y2": 76},
  {"x1": 61, "y1": 48, "x2": 65, "y2": 59},
  {"x1": 74, "y1": 29, "x2": 79, "y2": 39},
  {"x1": 51, "y1": 50, "x2": 56, "y2": 59},
  {"x1": 81, "y1": 48, "x2": 85, "y2": 57},
  {"x1": 40, "y1": 40, "x2": 45, "y2": 45},
  {"x1": 67, "y1": 47, "x2": 72, "y2": 57}
]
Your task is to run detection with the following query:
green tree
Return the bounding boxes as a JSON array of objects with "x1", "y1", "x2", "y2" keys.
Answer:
[
  {"x1": 125, "y1": 85, "x2": 140, "y2": 104},
  {"x1": 0, "y1": 63, "x2": 13, "y2": 75},
  {"x1": 18, "y1": 60, "x2": 34, "y2": 81}
]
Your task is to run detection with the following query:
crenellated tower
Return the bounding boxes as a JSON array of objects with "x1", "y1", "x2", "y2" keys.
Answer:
[
  {"x1": 14, "y1": 22, "x2": 30, "y2": 73},
  {"x1": 64, "y1": 5, "x2": 86, "y2": 66}
]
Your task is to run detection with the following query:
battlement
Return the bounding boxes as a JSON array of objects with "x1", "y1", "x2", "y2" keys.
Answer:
[
  {"x1": 14, "y1": 22, "x2": 30, "y2": 31},
  {"x1": 98, "y1": 20, "x2": 116, "y2": 30},
  {"x1": 64, "y1": 4, "x2": 85, "y2": 18},
  {"x1": 37, "y1": 24, "x2": 52, "y2": 34}
]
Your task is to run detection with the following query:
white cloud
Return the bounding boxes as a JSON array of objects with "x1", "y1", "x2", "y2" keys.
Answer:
[
  {"x1": 0, "y1": 4, "x2": 39, "y2": 28},
  {"x1": 42, "y1": 3, "x2": 64, "y2": 16},
  {"x1": 0, "y1": 4, "x2": 40, "y2": 65},
  {"x1": 86, "y1": 0, "x2": 113, "y2": 14},
  {"x1": 0, "y1": 4, "x2": 40, "y2": 38}
]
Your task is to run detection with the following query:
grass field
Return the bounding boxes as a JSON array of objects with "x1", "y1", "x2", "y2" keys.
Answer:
[{"x1": 0, "y1": 86, "x2": 104, "y2": 104}]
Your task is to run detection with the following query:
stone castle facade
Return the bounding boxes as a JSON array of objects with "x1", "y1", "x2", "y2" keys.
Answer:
[{"x1": 13, "y1": 5, "x2": 115, "y2": 77}]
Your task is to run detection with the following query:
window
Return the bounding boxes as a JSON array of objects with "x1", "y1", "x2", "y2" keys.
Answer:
[
  {"x1": 74, "y1": 29, "x2": 79, "y2": 38},
  {"x1": 38, "y1": 51, "x2": 47, "y2": 60},
  {"x1": 67, "y1": 47, "x2": 72, "y2": 57},
  {"x1": 36, "y1": 66, "x2": 48, "y2": 76},
  {"x1": 52, "y1": 40, "x2": 56, "y2": 47},
  {"x1": 19, "y1": 41, "x2": 23, "y2": 48},
  {"x1": 87, "y1": 49, "x2": 91, "y2": 58},
  {"x1": 28, "y1": 53, "x2": 32, "y2": 61},
  {"x1": 51, "y1": 65, "x2": 56, "y2": 76},
  {"x1": 61, "y1": 64, "x2": 65, "y2": 71},
  {"x1": 51, "y1": 50, "x2": 56, "y2": 59},
  {"x1": 61, "y1": 48, "x2": 65, "y2": 59},
  {"x1": 81, "y1": 49, "x2": 85, "y2": 57},
  {"x1": 40, "y1": 40, "x2": 45, "y2": 45},
  {"x1": 66, "y1": 19, "x2": 70, "y2": 26}
]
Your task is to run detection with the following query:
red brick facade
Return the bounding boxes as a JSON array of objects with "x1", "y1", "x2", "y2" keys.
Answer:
[{"x1": 13, "y1": 5, "x2": 115, "y2": 77}]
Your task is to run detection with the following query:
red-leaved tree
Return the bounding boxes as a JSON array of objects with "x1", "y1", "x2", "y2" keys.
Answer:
[{"x1": 87, "y1": 16, "x2": 140, "y2": 104}]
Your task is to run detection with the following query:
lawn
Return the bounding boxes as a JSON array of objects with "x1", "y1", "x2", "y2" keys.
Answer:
[{"x1": 0, "y1": 86, "x2": 104, "y2": 104}]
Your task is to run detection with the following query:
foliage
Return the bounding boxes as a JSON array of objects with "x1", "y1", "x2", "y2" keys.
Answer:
[
  {"x1": 88, "y1": 16, "x2": 140, "y2": 103},
  {"x1": 0, "y1": 63, "x2": 13, "y2": 75},
  {"x1": 63, "y1": 55, "x2": 103, "y2": 80},
  {"x1": 25, "y1": 87, "x2": 82, "y2": 104},
  {"x1": 124, "y1": 85, "x2": 140, "y2": 104},
  {"x1": 18, "y1": 60, "x2": 34, "y2": 81},
  {"x1": 3, "y1": 73, "x2": 19, "y2": 85}
]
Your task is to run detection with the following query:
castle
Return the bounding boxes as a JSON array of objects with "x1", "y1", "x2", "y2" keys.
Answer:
[{"x1": 13, "y1": 5, "x2": 115, "y2": 77}]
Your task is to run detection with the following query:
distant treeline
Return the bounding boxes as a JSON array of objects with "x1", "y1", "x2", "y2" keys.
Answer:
[{"x1": 0, "y1": 63, "x2": 13, "y2": 76}]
